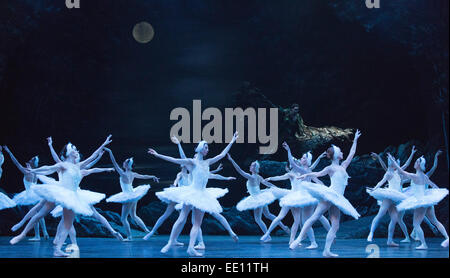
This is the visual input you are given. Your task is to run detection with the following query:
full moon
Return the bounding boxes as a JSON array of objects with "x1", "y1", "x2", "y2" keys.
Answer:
[{"x1": 132, "y1": 22, "x2": 154, "y2": 44}]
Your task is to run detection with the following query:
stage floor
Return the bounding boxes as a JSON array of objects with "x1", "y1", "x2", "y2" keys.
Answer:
[{"x1": 0, "y1": 236, "x2": 448, "y2": 258}]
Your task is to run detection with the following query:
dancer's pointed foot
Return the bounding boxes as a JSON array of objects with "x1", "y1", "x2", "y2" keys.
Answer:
[
  {"x1": 415, "y1": 244, "x2": 428, "y2": 250},
  {"x1": 175, "y1": 241, "x2": 184, "y2": 246},
  {"x1": 367, "y1": 233, "x2": 373, "y2": 242},
  {"x1": 289, "y1": 240, "x2": 300, "y2": 250},
  {"x1": 323, "y1": 250, "x2": 339, "y2": 257},
  {"x1": 123, "y1": 237, "x2": 132, "y2": 242},
  {"x1": 260, "y1": 233, "x2": 270, "y2": 242},
  {"x1": 306, "y1": 242, "x2": 318, "y2": 249},
  {"x1": 113, "y1": 231, "x2": 124, "y2": 241},
  {"x1": 187, "y1": 247, "x2": 203, "y2": 257},
  {"x1": 10, "y1": 234, "x2": 25, "y2": 245},
  {"x1": 387, "y1": 241, "x2": 399, "y2": 247},
  {"x1": 194, "y1": 242, "x2": 205, "y2": 250},
  {"x1": 231, "y1": 233, "x2": 239, "y2": 242},
  {"x1": 28, "y1": 236, "x2": 41, "y2": 241},
  {"x1": 65, "y1": 244, "x2": 79, "y2": 252},
  {"x1": 53, "y1": 248, "x2": 71, "y2": 257},
  {"x1": 143, "y1": 231, "x2": 154, "y2": 241},
  {"x1": 11, "y1": 223, "x2": 22, "y2": 232},
  {"x1": 161, "y1": 242, "x2": 174, "y2": 253},
  {"x1": 400, "y1": 237, "x2": 411, "y2": 243},
  {"x1": 43, "y1": 234, "x2": 50, "y2": 240},
  {"x1": 441, "y1": 238, "x2": 449, "y2": 248}
]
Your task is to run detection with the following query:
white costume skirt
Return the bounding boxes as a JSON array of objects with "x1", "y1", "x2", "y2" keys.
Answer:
[
  {"x1": 279, "y1": 190, "x2": 319, "y2": 208},
  {"x1": 367, "y1": 188, "x2": 408, "y2": 204},
  {"x1": 236, "y1": 190, "x2": 276, "y2": 211},
  {"x1": 396, "y1": 188, "x2": 448, "y2": 211},
  {"x1": 106, "y1": 185, "x2": 150, "y2": 204},
  {"x1": 0, "y1": 192, "x2": 16, "y2": 210},
  {"x1": 301, "y1": 182, "x2": 360, "y2": 219}
]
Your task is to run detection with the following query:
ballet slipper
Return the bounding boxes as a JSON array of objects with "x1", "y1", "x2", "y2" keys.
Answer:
[
  {"x1": 113, "y1": 231, "x2": 124, "y2": 241},
  {"x1": 400, "y1": 237, "x2": 411, "y2": 243},
  {"x1": 161, "y1": 242, "x2": 174, "y2": 253},
  {"x1": 65, "y1": 244, "x2": 79, "y2": 252},
  {"x1": 415, "y1": 244, "x2": 428, "y2": 250},
  {"x1": 306, "y1": 242, "x2": 318, "y2": 249},
  {"x1": 143, "y1": 232, "x2": 153, "y2": 241},
  {"x1": 194, "y1": 242, "x2": 206, "y2": 250},
  {"x1": 387, "y1": 241, "x2": 399, "y2": 247},
  {"x1": 187, "y1": 247, "x2": 203, "y2": 257},
  {"x1": 323, "y1": 250, "x2": 339, "y2": 257},
  {"x1": 53, "y1": 248, "x2": 71, "y2": 257},
  {"x1": 260, "y1": 233, "x2": 270, "y2": 242},
  {"x1": 289, "y1": 240, "x2": 300, "y2": 250},
  {"x1": 11, "y1": 223, "x2": 22, "y2": 232},
  {"x1": 10, "y1": 234, "x2": 25, "y2": 245},
  {"x1": 28, "y1": 236, "x2": 41, "y2": 241},
  {"x1": 367, "y1": 233, "x2": 373, "y2": 242},
  {"x1": 231, "y1": 234, "x2": 239, "y2": 242},
  {"x1": 440, "y1": 238, "x2": 448, "y2": 248},
  {"x1": 175, "y1": 241, "x2": 184, "y2": 246}
]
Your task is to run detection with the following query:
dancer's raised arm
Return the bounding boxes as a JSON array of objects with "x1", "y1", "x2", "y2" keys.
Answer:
[
  {"x1": 371, "y1": 152, "x2": 388, "y2": 171},
  {"x1": 282, "y1": 142, "x2": 302, "y2": 172},
  {"x1": 148, "y1": 148, "x2": 194, "y2": 167},
  {"x1": 424, "y1": 175, "x2": 440, "y2": 189},
  {"x1": 210, "y1": 163, "x2": 223, "y2": 174},
  {"x1": 28, "y1": 164, "x2": 62, "y2": 175},
  {"x1": 342, "y1": 129, "x2": 361, "y2": 169},
  {"x1": 367, "y1": 173, "x2": 389, "y2": 192},
  {"x1": 401, "y1": 146, "x2": 416, "y2": 170},
  {"x1": 299, "y1": 166, "x2": 331, "y2": 180},
  {"x1": 227, "y1": 154, "x2": 251, "y2": 179},
  {"x1": 310, "y1": 151, "x2": 326, "y2": 170},
  {"x1": 47, "y1": 137, "x2": 62, "y2": 164},
  {"x1": 207, "y1": 132, "x2": 238, "y2": 165},
  {"x1": 104, "y1": 148, "x2": 124, "y2": 175},
  {"x1": 83, "y1": 149, "x2": 105, "y2": 169},
  {"x1": 2, "y1": 146, "x2": 27, "y2": 174},
  {"x1": 209, "y1": 173, "x2": 235, "y2": 181},
  {"x1": 387, "y1": 153, "x2": 415, "y2": 180},
  {"x1": 171, "y1": 136, "x2": 187, "y2": 159},
  {"x1": 426, "y1": 150, "x2": 442, "y2": 177},
  {"x1": 134, "y1": 173, "x2": 159, "y2": 183},
  {"x1": 81, "y1": 167, "x2": 114, "y2": 177},
  {"x1": 79, "y1": 135, "x2": 112, "y2": 168}
]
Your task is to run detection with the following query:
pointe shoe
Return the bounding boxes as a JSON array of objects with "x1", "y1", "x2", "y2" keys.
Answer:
[
  {"x1": 306, "y1": 242, "x2": 318, "y2": 249},
  {"x1": 367, "y1": 234, "x2": 373, "y2": 242},
  {"x1": 387, "y1": 241, "x2": 399, "y2": 247},
  {"x1": 113, "y1": 231, "x2": 124, "y2": 241},
  {"x1": 10, "y1": 235, "x2": 24, "y2": 245},
  {"x1": 323, "y1": 250, "x2": 339, "y2": 257},
  {"x1": 28, "y1": 237, "x2": 41, "y2": 241},
  {"x1": 175, "y1": 241, "x2": 184, "y2": 246},
  {"x1": 231, "y1": 234, "x2": 239, "y2": 242},
  {"x1": 260, "y1": 234, "x2": 271, "y2": 243},
  {"x1": 123, "y1": 237, "x2": 132, "y2": 242},
  {"x1": 194, "y1": 242, "x2": 206, "y2": 250},
  {"x1": 161, "y1": 242, "x2": 173, "y2": 253},
  {"x1": 143, "y1": 232, "x2": 153, "y2": 241},
  {"x1": 415, "y1": 244, "x2": 428, "y2": 250},
  {"x1": 289, "y1": 241, "x2": 300, "y2": 250},
  {"x1": 187, "y1": 248, "x2": 203, "y2": 257},
  {"x1": 65, "y1": 244, "x2": 79, "y2": 252},
  {"x1": 11, "y1": 223, "x2": 22, "y2": 232},
  {"x1": 53, "y1": 249, "x2": 71, "y2": 257},
  {"x1": 400, "y1": 237, "x2": 411, "y2": 243},
  {"x1": 441, "y1": 239, "x2": 448, "y2": 248}
]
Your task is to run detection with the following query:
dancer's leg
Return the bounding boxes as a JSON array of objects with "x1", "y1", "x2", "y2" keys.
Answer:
[
  {"x1": 39, "y1": 218, "x2": 49, "y2": 240},
  {"x1": 323, "y1": 206, "x2": 340, "y2": 257},
  {"x1": 11, "y1": 200, "x2": 45, "y2": 232},
  {"x1": 144, "y1": 202, "x2": 176, "y2": 240},
  {"x1": 302, "y1": 206, "x2": 318, "y2": 249},
  {"x1": 262, "y1": 206, "x2": 290, "y2": 234},
  {"x1": 187, "y1": 208, "x2": 205, "y2": 257},
  {"x1": 290, "y1": 208, "x2": 302, "y2": 245},
  {"x1": 367, "y1": 200, "x2": 390, "y2": 242},
  {"x1": 161, "y1": 205, "x2": 191, "y2": 253},
  {"x1": 210, "y1": 212, "x2": 238, "y2": 242},
  {"x1": 425, "y1": 206, "x2": 449, "y2": 247},
  {"x1": 193, "y1": 211, "x2": 205, "y2": 249},
  {"x1": 386, "y1": 205, "x2": 399, "y2": 247},
  {"x1": 424, "y1": 213, "x2": 439, "y2": 235},
  {"x1": 130, "y1": 201, "x2": 150, "y2": 233},
  {"x1": 260, "y1": 206, "x2": 290, "y2": 242},
  {"x1": 29, "y1": 221, "x2": 41, "y2": 241},
  {"x1": 413, "y1": 207, "x2": 427, "y2": 249},
  {"x1": 289, "y1": 201, "x2": 330, "y2": 250},
  {"x1": 53, "y1": 209, "x2": 75, "y2": 257},
  {"x1": 121, "y1": 203, "x2": 133, "y2": 240},
  {"x1": 398, "y1": 211, "x2": 410, "y2": 243},
  {"x1": 319, "y1": 215, "x2": 331, "y2": 231},
  {"x1": 10, "y1": 202, "x2": 55, "y2": 245},
  {"x1": 90, "y1": 205, "x2": 123, "y2": 241},
  {"x1": 253, "y1": 207, "x2": 268, "y2": 235}
]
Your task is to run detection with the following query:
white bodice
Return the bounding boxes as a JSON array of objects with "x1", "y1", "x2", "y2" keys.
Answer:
[
  {"x1": 246, "y1": 177, "x2": 261, "y2": 196},
  {"x1": 291, "y1": 178, "x2": 303, "y2": 191},
  {"x1": 120, "y1": 179, "x2": 134, "y2": 192},
  {"x1": 409, "y1": 182, "x2": 426, "y2": 197},
  {"x1": 189, "y1": 159, "x2": 210, "y2": 190},
  {"x1": 23, "y1": 177, "x2": 35, "y2": 191},
  {"x1": 59, "y1": 162, "x2": 82, "y2": 191},
  {"x1": 178, "y1": 173, "x2": 191, "y2": 187},
  {"x1": 329, "y1": 169, "x2": 349, "y2": 195},
  {"x1": 387, "y1": 171, "x2": 402, "y2": 191}
]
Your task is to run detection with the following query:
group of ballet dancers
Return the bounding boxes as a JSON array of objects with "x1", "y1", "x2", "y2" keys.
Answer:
[{"x1": 0, "y1": 129, "x2": 448, "y2": 257}]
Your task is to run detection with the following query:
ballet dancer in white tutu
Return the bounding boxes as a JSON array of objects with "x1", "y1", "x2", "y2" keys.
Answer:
[
  {"x1": 10, "y1": 135, "x2": 114, "y2": 257},
  {"x1": 388, "y1": 153, "x2": 449, "y2": 249},
  {"x1": 366, "y1": 146, "x2": 416, "y2": 246},
  {"x1": 0, "y1": 146, "x2": 16, "y2": 211},
  {"x1": 2, "y1": 146, "x2": 49, "y2": 241},
  {"x1": 260, "y1": 142, "x2": 331, "y2": 247},
  {"x1": 145, "y1": 136, "x2": 239, "y2": 248},
  {"x1": 227, "y1": 153, "x2": 290, "y2": 241},
  {"x1": 104, "y1": 147, "x2": 159, "y2": 241},
  {"x1": 289, "y1": 130, "x2": 362, "y2": 257},
  {"x1": 46, "y1": 137, "x2": 124, "y2": 247},
  {"x1": 147, "y1": 131, "x2": 238, "y2": 256}
]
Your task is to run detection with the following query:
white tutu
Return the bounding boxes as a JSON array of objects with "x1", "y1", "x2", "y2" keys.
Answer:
[
  {"x1": 397, "y1": 188, "x2": 449, "y2": 211},
  {"x1": 51, "y1": 189, "x2": 105, "y2": 217},
  {"x1": 236, "y1": 190, "x2": 276, "y2": 211},
  {"x1": 367, "y1": 188, "x2": 408, "y2": 204},
  {"x1": 12, "y1": 189, "x2": 42, "y2": 206},
  {"x1": 156, "y1": 186, "x2": 228, "y2": 214},
  {"x1": 262, "y1": 187, "x2": 290, "y2": 199},
  {"x1": 0, "y1": 192, "x2": 16, "y2": 210},
  {"x1": 301, "y1": 182, "x2": 360, "y2": 219},
  {"x1": 106, "y1": 185, "x2": 150, "y2": 204},
  {"x1": 279, "y1": 190, "x2": 318, "y2": 208}
]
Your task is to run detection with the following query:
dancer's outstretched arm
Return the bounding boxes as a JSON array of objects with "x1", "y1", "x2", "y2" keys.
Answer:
[
  {"x1": 342, "y1": 129, "x2": 362, "y2": 169},
  {"x1": 310, "y1": 151, "x2": 326, "y2": 170},
  {"x1": 426, "y1": 150, "x2": 442, "y2": 177},
  {"x1": 47, "y1": 137, "x2": 63, "y2": 164},
  {"x1": 299, "y1": 166, "x2": 331, "y2": 180},
  {"x1": 83, "y1": 150, "x2": 104, "y2": 169},
  {"x1": 424, "y1": 176, "x2": 440, "y2": 189},
  {"x1": 367, "y1": 173, "x2": 389, "y2": 191},
  {"x1": 79, "y1": 135, "x2": 112, "y2": 169},
  {"x1": 387, "y1": 153, "x2": 415, "y2": 180},
  {"x1": 210, "y1": 163, "x2": 223, "y2": 174},
  {"x1": 148, "y1": 148, "x2": 194, "y2": 167},
  {"x1": 2, "y1": 146, "x2": 27, "y2": 174},
  {"x1": 134, "y1": 173, "x2": 159, "y2": 183},
  {"x1": 282, "y1": 142, "x2": 303, "y2": 172},
  {"x1": 172, "y1": 172, "x2": 182, "y2": 187},
  {"x1": 265, "y1": 173, "x2": 290, "y2": 182},
  {"x1": 371, "y1": 153, "x2": 388, "y2": 171},
  {"x1": 81, "y1": 168, "x2": 114, "y2": 176},
  {"x1": 29, "y1": 164, "x2": 62, "y2": 175},
  {"x1": 104, "y1": 148, "x2": 124, "y2": 175},
  {"x1": 227, "y1": 154, "x2": 251, "y2": 179},
  {"x1": 209, "y1": 173, "x2": 235, "y2": 181},
  {"x1": 207, "y1": 131, "x2": 238, "y2": 165},
  {"x1": 171, "y1": 136, "x2": 187, "y2": 159},
  {"x1": 401, "y1": 146, "x2": 416, "y2": 170},
  {"x1": 260, "y1": 177, "x2": 277, "y2": 188}
]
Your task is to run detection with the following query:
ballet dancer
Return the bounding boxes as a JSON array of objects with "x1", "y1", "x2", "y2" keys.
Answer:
[
  {"x1": 10, "y1": 135, "x2": 113, "y2": 257},
  {"x1": 104, "y1": 147, "x2": 159, "y2": 241},
  {"x1": 0, "y1": 146, "x2": 16, "y2": 211},
  {"x1": 260, "y1": 142, "x2": 331, "y2": 247},
  {"x1": 47, "y1": 137, "x2": 123, "y2": 246},
  {"x1": 2, "y1": 146, "x2": 49, "y2": 241},
  {"x1": 366, "y1": 146, "x2": 416, "y2": 246},
  {"x1": 388, "y1": 154, "x2": 449, "y2": 249},
  {"x1": 148, "y1": 131, "x2": 238, "y2": 256},
  {"x1": 289, "y1": 130, "x2": 362, "y2": 257},
  {"x1": 227, "y1": 153, "x2": 290, "y2": 241},
  {"x1": 145, "y1": 136, "x2": 239, "y2": 248}
]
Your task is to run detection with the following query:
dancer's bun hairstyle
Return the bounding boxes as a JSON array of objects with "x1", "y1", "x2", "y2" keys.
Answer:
[{"x1": 326, "y1": 147, "x2": 335, "y2": 160}]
